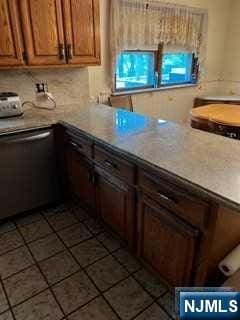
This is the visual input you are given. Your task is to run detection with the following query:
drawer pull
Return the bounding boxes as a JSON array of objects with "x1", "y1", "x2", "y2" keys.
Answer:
[
  {"x1": 70, "y1": 141, "x2": 83, "y2": 151},
  {"x1": 104, "y1": 160, "x2": 119, "y2": 170},
  {"x1": 156, "y1": 190, "x2": 178, "y2": 204}
]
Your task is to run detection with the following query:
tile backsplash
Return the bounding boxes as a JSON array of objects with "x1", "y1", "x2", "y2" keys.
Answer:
[{"x1": 0, "y1": 68, "x2": 89, "y2": 108}]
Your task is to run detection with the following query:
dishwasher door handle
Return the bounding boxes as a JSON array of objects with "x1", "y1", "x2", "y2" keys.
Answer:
[{"x1": 1, "y1": 131, "x2": 51, "y2": 144}]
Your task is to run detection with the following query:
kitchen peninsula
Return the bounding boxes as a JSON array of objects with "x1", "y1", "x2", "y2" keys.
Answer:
[{"x1": 1, "y1": 103, "x2": 240, "y2": 289}]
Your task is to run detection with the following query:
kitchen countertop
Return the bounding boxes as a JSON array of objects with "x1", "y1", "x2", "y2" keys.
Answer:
[{"x1": 1, "y1": 103, "x2": 240, "y2": 211}]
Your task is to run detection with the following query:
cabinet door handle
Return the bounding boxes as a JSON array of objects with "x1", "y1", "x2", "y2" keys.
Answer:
[
  {"x1": 70, "y1": 141, "x2": 83, "y2": 152},
  {"x1": 156, "y1": 190, "x2": 178, "y2": 204},
  {"x1": 88, "y1": 170, "x2": 96, "y2": 184},
  {"x1": 104, "y1": 160, "x2": 118, "y2": 170},
  {"x1": 59, "y1": 43, "x2": 65, "y2": 60},
  {"x1": 67, "y1": 44, "x2": 73, "y2": 60}
]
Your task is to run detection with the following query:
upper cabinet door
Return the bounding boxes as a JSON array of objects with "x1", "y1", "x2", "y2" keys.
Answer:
[
  {"x1": 0, "y1": 0, "x2": 24, "y2": 66},
  {"x1": 62, "y1": 0, "x2": 101, "y2": 65},
  {"x1": 20, "y1": 0, "x2": 66, "y2": 65}
]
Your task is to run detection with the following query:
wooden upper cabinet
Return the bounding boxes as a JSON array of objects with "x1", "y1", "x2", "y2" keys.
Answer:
[
  {"x1": 62, "y1": 0, "x2": 101, "y2": 65},
  {"x1": 0, "y1": 0, "x2": 24, "y2": 66},
  {"x1": 20, "y1": 0, "x2": 66, "y2": 65}
]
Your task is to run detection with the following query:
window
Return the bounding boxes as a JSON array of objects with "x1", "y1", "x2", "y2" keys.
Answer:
[
  {"x1": 161, "y1": 53, "x2": 193, "y2": 86},
  {"x1": 116, "y1": 51, "x2": 156, "y2": 91},
  {"x1": 115, "y1": 49, "x2": 199, "y2": 92}
]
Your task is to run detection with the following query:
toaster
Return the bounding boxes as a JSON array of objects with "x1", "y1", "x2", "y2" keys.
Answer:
[{"x1": 0, "y1": 92, "x2": 23, "y2": 119}]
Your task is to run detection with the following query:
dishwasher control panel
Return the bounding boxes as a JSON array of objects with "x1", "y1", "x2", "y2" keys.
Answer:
[{"x1": 0, "y1": 92, "x2": 23, "y2": 119}]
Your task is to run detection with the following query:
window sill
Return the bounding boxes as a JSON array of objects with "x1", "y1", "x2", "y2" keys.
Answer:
[{"x1": 112, "y1": 83, "x2": 198, "y2": 96}]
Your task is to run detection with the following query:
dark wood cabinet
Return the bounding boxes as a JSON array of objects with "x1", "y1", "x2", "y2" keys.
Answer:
[
  {"x1": 96, "y1": 167, "x2": 135, "y2": 250},
  {"x1": 61, "y1": 125, "x2": 240, "y2": 288},
  {"x1": 0, "y1": 0, "x2": 24, "y2": 66},
  {"x1": 67, "y1": 146, "x2": 95, "y2": 213},
  {"x1": 138, "y1": 195, "x2": 199, "y2": 287},
  {"x1": 62, "y1": 0, "x2": 100, "y2": 65}
]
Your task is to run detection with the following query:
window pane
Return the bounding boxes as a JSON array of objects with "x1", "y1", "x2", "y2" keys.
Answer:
[
  {"x1": 161, "y1": 53, "x2": 193, "y2": 85},
  {"x1": 116, "y1": 52, "x2": 155, "y2": 90}
]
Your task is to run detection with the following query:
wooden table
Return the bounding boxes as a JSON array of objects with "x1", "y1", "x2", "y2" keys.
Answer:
[
  {"x1": 191, "y1": 104, "x2": 240, "y2": 139},
  {"x1": 194, "y1": 95, "x2": 240, "y2": 108}
]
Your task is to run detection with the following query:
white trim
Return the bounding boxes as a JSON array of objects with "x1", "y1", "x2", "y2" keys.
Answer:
[{"x1": 112, "y1": 83, "x2": 198, "y2": 96}]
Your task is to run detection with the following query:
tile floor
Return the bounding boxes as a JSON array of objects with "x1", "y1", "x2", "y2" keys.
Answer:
[{"x1": 0, "y1": 202, "x2": 175, "y2": 320}]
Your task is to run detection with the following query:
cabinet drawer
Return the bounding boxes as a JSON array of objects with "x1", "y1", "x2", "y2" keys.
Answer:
[
  {"x1": 66, "y1": 131, "x2": 93, "y2": 159},
  {"x1": 138, "y1": 170, "x2": 210, "y2": 229},
  {"x1": 94, "y1": 145, "x2": 135, "y2": 184}
]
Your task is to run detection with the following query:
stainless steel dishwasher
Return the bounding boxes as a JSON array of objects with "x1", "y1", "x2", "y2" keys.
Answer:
[{"x1": 0, "y1": 128, "x2": 60, "y2": 219}]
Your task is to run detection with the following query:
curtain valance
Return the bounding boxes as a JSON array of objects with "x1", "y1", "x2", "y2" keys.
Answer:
[{"x1": 110, "y1": 0, "x2": 208, "y2": 83}]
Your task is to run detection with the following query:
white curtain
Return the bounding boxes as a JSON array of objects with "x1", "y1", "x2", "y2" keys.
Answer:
[{"x1": 110, "y1": 0, "x2": 208, "y2": 84}]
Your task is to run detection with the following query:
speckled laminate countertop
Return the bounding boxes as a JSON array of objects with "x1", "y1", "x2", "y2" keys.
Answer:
[{"x1": 1, "y1": 103, "x2": 240, "y2": 211}]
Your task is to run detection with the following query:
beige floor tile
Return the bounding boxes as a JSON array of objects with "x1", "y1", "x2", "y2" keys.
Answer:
[
  {"x1": 46, "y1": 211, "x2": 78, "y2": 231},
  {"x1": 86, "y1": 256, "x2": 128, "y2": 291},
  {"x1": 19, "y1": 220, "x2": 52, "y2": 243},
  {"x1": 83, "y1": 219, "x2": 104, "y2": 235},
  {"x1": 70, "y1": 206, "x2": 89, "y2": 222},
  {"x1": 134, "y1": 269, "x2": 167, "y2": 298},
  {"x1": 4, "y1": 265, "x2": 48, "y2": 306},
  {"x1": 13, "y1": 290, "x2": 64, "y2": 320},
  {"x1": 29, "y1": 234, "x2": 65, "y2": 262},
  {"x1": 14, "y1": 213, "x2": 43, "y2": 227},
  {"x1": 135, "y1": 303, "x2": 171, "y2": 320},
  {"x1": 104, "y1": 277, "x2": 153, "y2": 320},
  {"x1": 97, "y1": 232, "x2": 122, "y2": 252},
  {"x1": 0, "y1": 230, "x2": 24, "y2": 255},
  {"x1": 0, "y1": 311, "x2": 14, "y2": 320},
  {"x1": 0, "y1": 246, "x2": 34, "y2": 279},
  {"x1": 71, "y1": 238, "x2": 108, "y2": 267},
  {"x1": 39, "y1": 251, "x2": 80, "y2": 285},
  {"x1": 113, "y1": 248, "x2": 141, "y2": 273},
  {"x1": 0, "y1": 283, "x2": 9, "y2": 314},
  {"x1": 68, "y1": 296, "x2": 118, "y2": 320},
  {"x1": 53, "y1": 271, "x2": 99, "y2": 315},
  {"x1": 57, "y1": 223, "x2": 91, "y2": 248},
  {"x1": 158, "y1": 292, "x2": 176, "y2": 319}
]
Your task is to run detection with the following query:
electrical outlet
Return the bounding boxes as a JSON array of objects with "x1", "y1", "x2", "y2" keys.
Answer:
[
  {"x1": 35, "y1": 83, "x2": 48, "y2": 94},
  {"x1": 35, "y1": 82, "x2": 54, "y2": 104}
]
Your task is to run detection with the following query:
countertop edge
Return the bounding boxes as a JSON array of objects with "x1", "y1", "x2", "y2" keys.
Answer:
[{"x1": 61, "y1": 121, "x2": 240, "y2": 213}]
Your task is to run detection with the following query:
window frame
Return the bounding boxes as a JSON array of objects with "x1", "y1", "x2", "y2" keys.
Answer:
[
  {"x1": 114, "y1": 49, "x2": 159, "y2": 92},
  {"x1": 114, "y1": 44, "x2": 199, "y2": 93}
]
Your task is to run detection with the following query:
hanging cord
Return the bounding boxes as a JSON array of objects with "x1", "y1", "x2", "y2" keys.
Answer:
[
  {"x1": 22, "y1": 70, "x2": 57, "y2": 110},
  {"x1": 22, "y1": 92, "x2": 57, "y2": 111}
]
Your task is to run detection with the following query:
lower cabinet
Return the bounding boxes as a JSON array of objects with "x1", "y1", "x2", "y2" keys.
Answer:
[
  {"x1": 138, "y1": 195, "x2": 199, "y2": 287},
  {"x1": 96, "y1": 167, "x2": 135, "y2": 250},
  {"x1": 66, "y1": 147, "x2": 95, "y2": 213}
]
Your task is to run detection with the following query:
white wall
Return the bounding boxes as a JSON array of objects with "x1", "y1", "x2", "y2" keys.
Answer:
[
  {"x1": 220, "y1": 0, "x2": 240, "y2": 95},
  {"x1": 88, "y1": 0, "x2": 232, "y2": 123}
]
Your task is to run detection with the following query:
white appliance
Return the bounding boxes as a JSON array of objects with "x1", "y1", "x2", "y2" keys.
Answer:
[{"x1": 0, "y1": 92, "x2": 23, "y2": 119}]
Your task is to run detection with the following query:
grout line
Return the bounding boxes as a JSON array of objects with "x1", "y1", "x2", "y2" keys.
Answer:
[
  {"x1": 43, "y1": 208, "x2": 167, "y2": 320},
  {"x1": 2, "y1": 203, "x2": 174, "y2": 320},
  {"x1": 130, "y1": 301, "x2": 156, "y2": 320},
  {"x1": 0, "y1": 244, "x2": 26, "y2": 259},
  {"x1": 41, "y1": 207, "x2": 123, "y2": 320},
  {"x1": 0, "y1": 277, "x2": 17, "y2": 320},
  {"x1": 14, "y1": 223, "x2": 67, "y2": 319},
  {"x1": 2, "y1": 262, "x2": 37, "y2": 282}
]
